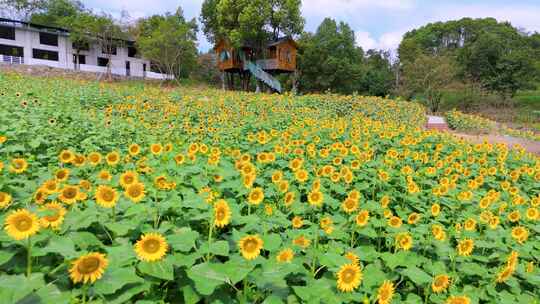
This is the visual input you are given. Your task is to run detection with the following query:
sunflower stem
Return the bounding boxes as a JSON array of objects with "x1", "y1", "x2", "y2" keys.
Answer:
[
  {"x1": 112, "y1": 206, "x2": 116, "y2": 221},
  {"x1": 206, "y1": 223, "x2": 214, "y2": 262},
  {"x1": 26, "y1": 238, "x2": 32, "y2": 278},
  {"x1": 311, "y1": 227, "x2": 319, "y2": 277}
]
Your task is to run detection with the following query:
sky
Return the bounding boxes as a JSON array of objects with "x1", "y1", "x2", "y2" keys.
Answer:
[{"x1": 84, "y1": 0, "x2": 540, "y2": 52}]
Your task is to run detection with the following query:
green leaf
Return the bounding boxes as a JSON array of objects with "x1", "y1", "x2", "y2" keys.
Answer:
[
  {"x1": 168, "y1": 228, "x2": 200, "y2": 252},
  {"x1": 210, "y1": 240, "x2": 230, "y2": 256},
  {"x1": 187, "y1": 263, "x2": 228, "y2": 296},
  {"x1": 381, "y1": 251, "x2": 413, "y2": 270},
  {"x1": 138, "y1": 258, "x2": 174, "y2": 281},
  {"x1": 68, "y1": 231, "x2": 103, "y2": 249},
  {"x1": 106, "y1": 243, "x2": 137, "y2": 267},
  {"x1": 182, "y1": 284, "x2": 201, "y2": 304},
  {"x1": 0, "y1": 250, "x2": 16, "y2": 266},
  {"x1": 262, "y1": 234, "x2": 282, "y2": 252},
  {"x1": 362, "y1": 263, "x2": 386, "y2": 288},
  {"x1": 42, "y1": 235, "x2": 77, "y2": 258},
  {"x1": 105, "y1": 220, "x2": 134, "y2": 236},
  {"x1": 106, "y1": 282, "x2": 151, "y2": 304},
  {"x1": 94, "y1": 266, "x2": 143, "y2": 295},
  {"x1": 401, "y1": 266, "x2": 432, "y2": 285}
]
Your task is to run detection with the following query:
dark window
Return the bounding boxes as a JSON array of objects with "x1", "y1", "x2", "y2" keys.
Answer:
[
  {"x1": 102, "y1": 46, "x2": 117, "y2": 55},
  {"x1": 150, "y1": 62, "x2": 161, "y2": 73},
  {"x1": 32, "y1": 49, "x2": 58, "y2": 61},
  {"x1": 128, "y1": 46, "x2": 137, "y2": 58},
  {"x1": 0, "y1": 26, "x2": 15, "y2": 40},
  {"x1": 126, "y1": 61, "x2": 130, "y2": 76},
  {"x1": 73, "y1": 54, "x2": 86, "y2": 65},
  {"x1": 0, "y1": 44, "x2": 23, "y2": 56},
  {"x1": 72, "y1": 41, "x2": 90, "y2": 51},
  {"x1": 39, "y1": 32, "x2": 58, "y2": 46},
  {"x1": 97, "y1": 57, "x2": 109, "y2": 67}
]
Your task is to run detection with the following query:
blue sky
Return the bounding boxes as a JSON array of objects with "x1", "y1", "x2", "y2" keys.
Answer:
[{"x1": 84, "y1": 0, "x2": 540, "y2": 52}]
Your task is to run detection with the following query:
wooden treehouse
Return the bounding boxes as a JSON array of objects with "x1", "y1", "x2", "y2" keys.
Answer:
[{"x1": 214, "y1": 37, "x2": 297, "y2": 93}]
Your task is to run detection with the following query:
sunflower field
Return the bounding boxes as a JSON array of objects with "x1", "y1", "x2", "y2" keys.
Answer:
[{"x1": 0, "y1": 72, "x2": 539, "y2": 304}]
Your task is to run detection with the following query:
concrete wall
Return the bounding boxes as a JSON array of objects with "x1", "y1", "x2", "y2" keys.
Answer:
[{"x1": 0, "y1": 25, "x2": 171, "y2": 80}]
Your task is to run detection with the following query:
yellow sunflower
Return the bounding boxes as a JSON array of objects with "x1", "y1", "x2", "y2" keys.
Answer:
[
  {"x1": 388, "y1": 216, "x2": 402, "y2": 228},
  {"x1": 292, "y1": 216, "x2": 303, "y2": 228},
  {"x1": 344, "y1": 252, "x2": 360, "y2": 265},
  {"x1": 341, "y1": 198, "x2": 358, "y2": 213},
  {"x1": 59, "y1": 150, "x2": 75, "y2": 164},
  {"x1": 87, "y1": 152, "x2": 102, "y2": 166},
  {"x1": 125, "y1": 182, "x2": 145, "y2": 203},
  {"x1": 377, "y1": 280, "x2": 395, "y2": 304},
  {"x1": 150, "y1": 143, "x2": 163, "y2": 155},
  {"x1": 55, "y1": 169, "x2": 70, "y2": 182},
  {"x1": 58, "y1": 185, "x2": 80, "y2": 205},
  {"x1": 307, "y1": 190, "x2": 323, "y2": 207},
  {"x1": 128, "y1": 144, "x2": 141, "y2": 156},
  {"x1": 355, "y1": 210, "x2": 370, "y2": 227},
  {"x1": 42, "y1": 179, "x2": 59, "y2": 194},
  {"x1": 213, "y1": 199, "x2": 231, "y2": 228},
  {"x1": 293, "y1": 235, "x2": 311, "y2": 248},
  {"x1": 134, "y1": 233, "x2": 169, "y2": 262},
  {"x1": 69, "y1": 252, "x2": 108, "y2": 284},
  {"x1": 511, "y1": 226, "x2": 529, "y2": 244},
  {"x1": 9, "y1": 158, "x2": 28, "y2": 174},
  {"x1": 238, "y1": 235, "x2": 264, "y2": 260},
  {"x1": 95, "y1": 185, "x2": 119, "y2": 208},
  {"x1": 106, "y1": 151, "x2": 120, "y2": 166},
  {"x1": 432, "y1": 274, "x2": 451, "y2": 293},
  {"x1": 119, "y1": 171, "x2": 138, "y2": 189},
  {"x1": 4, "y1": 209, "x2": 40, "y2": 240},
  {"x1": 336, "y1": 263, "x2": 362, "y2": 292},
  {"x1": 445, "y1": 295, "x2": 471, "y2": 304},
  {"x1": 0, "y1": 191, "x2": 12, "y2": 208},
  {"x1": 276, "y1": 248, "x2": 294, "y2": 263},
  {"x1": 395, "y1": 232, "x2": 413, "y2": 251},
  {"x1": 40, "y1": 202, "x2": 67, "y2": 229},
  {"x1": 98, "y1": 170, "x2": 112, "y2": 181},
  {"x1": 247, "y1": 187, "x2": 264, "y2": 205},
  {"x1": 457, "y1": 239, "x2": 474, "y2": 256}
]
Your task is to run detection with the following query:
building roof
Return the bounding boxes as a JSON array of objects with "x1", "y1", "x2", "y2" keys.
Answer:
[
  {"x1": 0, "y1": 17, "x2": 69, "y2": 34},
  {"x1": 267, "y1": 36, "x2": 298, "y2": 48}
]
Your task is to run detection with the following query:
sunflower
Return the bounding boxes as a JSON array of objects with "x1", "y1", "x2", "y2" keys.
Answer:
[
  {"x1": 463, "y1": 218, "x2": 476, "y2": 231},
  {"x1": 213, "y1": 199, "x2": 231, "y2": 227},
  {"x1": 134, "y1": 233, "x2": 169, "y2": 262},
  {"x1": 293, "y1": 235, "x2": 311, "y2": 248},
  {"x1": 336, "y1": 263, "x2": 362, "y2": 292},
  {"x1": 284, "y1": 192, "x2": 295, "y2": 206},
  {"x1": 174, "y1": 154, "x2": 185, "y2": 165},
  {"x1": 9, "y1": 158, "x2": 28, "y2": 174},
  {"x1": 388, "y1": 216, "x2": 402, "y2": 228},
  {"x1": 87, "y1": 152, "x2": 102, "y2": 165},
  {"x1": 431, "y1": 203, "x2": 441, "y2": 216},
  {"x1": 355, "y1": 210, "x2": 370, "y2": 227},
  {"x1": 59, "y1": 150, "x2": 75, "y2": 163},
  {"x1": 33, "y1": 188, "x2": 48, "y2": 204},
  {"x1": 292, "y1": 216, "x2": 303, "y2": 228},
  {"x1": 432, "y1": 274, "x2": 451, "y2": 293},
  {"x1": 98, "y1": 170, "x2": 112, "y2": 181},
  {"x1": 150, "y1": 143, "x2": 163, "y2": 155},
  {"x1": 445, "y1": 295, "x2": 471, "y2": 304},
  {"x1": 376, "y1": 280, "x2": 395, "y2": 304},
  {"x1": 4, "y1": 209, "x2": 40, "y2": 240},
  {"x1": 0, "y1": 191, "x2": 12, "y2": 208},
  {"x1": 73, "y1": 155, "x2": 86, "y2": 167},
  {"x1": 95, "y1": 185, "x2": 118, "y2": 208},
  {"x1": 495, "y1": 266, "x2": 514, "y2": 283},
  {"x1": 271, "y1": 171, "x2": 283, "y2": 183},
  {"x1": 276, "y1": 248, "x2": 294, "y2": 263},
  {"x1": 69, "y1": 252, "x2": 108, "y2": 284},
  {"x1": 511, "y1": 226, "x2": 529, "y2": 244},
  {"x1": 407, "y1": 212, "x2": 420, "y2": 224},
  {"x1": 106, "y1": 151, "x2": 120, "y2": 166},
  {"x1": 307, "y1": 190, "x2": 323, "y2": 207},
  {"x1": 344, "y1": 252, "x2": 360, "y2": 265},
  {"x1": 58, "y1": 185, "x2": 80, "y2": 205},
  {"x1": 395, "y1": 232, "x2": 413, "y2": 251},
  {"x1": 119, "y1": 171, "x2": 138, "y2": 188},
  {"x1": 457, "y1": 239, "x2": 474, "y2": 256},
  {"x1": 128, "y1": 144, "x2": 141, "y2": 156},
  {"x1": 247, "y1": 187, "x2": 264, "y2": 205},
  {"x1": 42, "y1": 179, "x2": 59, "y2": 194},
  {"x1": 54, "y1": 169, "x2": 70, "y2": 182},
  {"x1": 40, "y1": 202, "x2": 67, "y2": 229},
  {"x1": 342, "y1": 198, "x2": 358, "y2": 213},
  {"x1": 294, "y1": 169, "x2": 309, "y2": 183},
  {"x1": 238, "y1": 235, "x2": 264, "y2": 260},
  {"x1": 125, "y1": 182, "x2": 145, "y2": 203}
]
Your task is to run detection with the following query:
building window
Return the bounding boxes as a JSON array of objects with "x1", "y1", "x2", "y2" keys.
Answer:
[
  {"x1": 0, "y1": 44, "x2": 23, "y2": 57},
  {"x1": 102, "y1": 46, "x2": 117, "y2": 55},
  {"x1": 32, "y1": 49, "x2": 59, "y2": 61},
  {"x1": 72, "y1": 41, "x2": 90, "y2": 51},
  {"x1": 0, "y1": 25, "x2": 15, "y2": 40},
  {"x1": 128, "y1": 46, "x2": 137, "y2": 58},
  {"x1": 39, "y1": 32, "x2": 58, "y2": 46},
  {"x1": 73, "y1": 54, "x2": 86, "y2": 65},
  {"x1": 97, "y1": 57, "x2": 109, "y2": 67}
]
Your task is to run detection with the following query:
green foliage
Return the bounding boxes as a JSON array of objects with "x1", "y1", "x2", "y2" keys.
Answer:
[{"x1": 135, "y1": 10, "x2": 198, "y2": 79}]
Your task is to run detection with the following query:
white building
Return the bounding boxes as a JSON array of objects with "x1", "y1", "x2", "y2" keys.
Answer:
[{"x1": 0, "y1": 18, "x2": 170, "y2": 79}]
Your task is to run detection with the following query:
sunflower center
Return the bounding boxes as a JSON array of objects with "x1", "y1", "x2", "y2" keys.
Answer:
[
  {"x1": 129, "y1": 186, "x2": 141, "y2": 197},
  {"x1": 434, "y1": 277, "x2": 446, "y2": 287},
  {"x1": 102, "y1": 189, "x2": 115, "y2": 202},
  {"x1": 342, "y1": 268, "x2": 356, "y2": 283},
  {"x1": 78, "y1": 257, "x2": 100, "y2": 274},
  {"x1": 44, "y1": 212, "x2": 60, "y2": 222},
  {"x1": 142, "y1": 239, "x2": 161, "y2": 253},
  {"x1": 216, "y1": 209, "x2": 225, "y2": 220},
  {"x1": 64, "y1": 188, "x2": 77, "y2": 199},
  {"x1": 14, "y1": 216, "x2": 32, "y2": 231},
  {"x1": 244, "y1": 239, "x2": 258, "y2": 252}
]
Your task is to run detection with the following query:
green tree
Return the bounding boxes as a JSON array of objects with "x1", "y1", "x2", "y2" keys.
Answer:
[
  {"x1": 297, "y1": 18, "x2": 363, "y2": 94},
  {"x1": 88, "y1": 13, "x2": 127, "y2": 80},
  {"x1": 360, "y1": 50, "x2": 394, "y2": 96},
  {"x1": 401, "y1": 54, "x2": 457, "y2": 113},
  {"x1": 28, "y1": 0, "x2": 83, "y2": 26},
  {"x1": 135, "y1": 8, "x2": 198, "y2": 80}
]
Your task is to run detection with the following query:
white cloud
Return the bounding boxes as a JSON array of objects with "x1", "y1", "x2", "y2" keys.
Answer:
[
  {"x1": 302, "y1": 0, "x2": 416, "y2": 17},
  {"x1": 355, "y1": 30, "x2": 404, "y2": 51}
]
